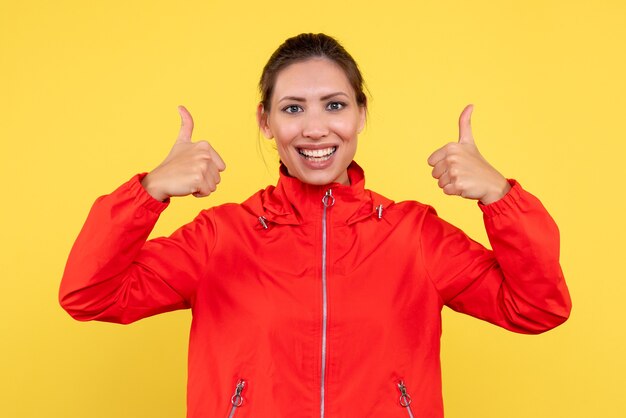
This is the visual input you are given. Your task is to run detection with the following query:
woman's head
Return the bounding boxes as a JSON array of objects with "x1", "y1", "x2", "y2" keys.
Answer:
[{"x1": 257, "y1": 34, "x2": 367, "y2": 186}]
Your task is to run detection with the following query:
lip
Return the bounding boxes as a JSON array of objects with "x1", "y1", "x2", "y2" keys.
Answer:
[
  {"x1": 296, "y1": 145, "x2": 338, "y2": 169},
  {"x1": 298, "y1": 146, "x2": 336, "y2": 157},
  {"x1": 296, "y1": 143, "x2": 339, "y2": 150}
]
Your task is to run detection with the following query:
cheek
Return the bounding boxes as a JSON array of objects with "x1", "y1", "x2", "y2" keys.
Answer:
[
  {"x1": 330, "y1": 118, "x2": 360, "y2": 139},
  {"x1": 272, "y1": 119, "x2": 300, "y2": 147}
]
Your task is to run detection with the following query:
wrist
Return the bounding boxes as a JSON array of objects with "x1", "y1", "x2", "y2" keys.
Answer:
[
  {"x1": 141, "y1": 173, "x2": 169, "y2": 202},
  {"x1": 479, "y1": 177, "x2": 511, "y2": 205}
]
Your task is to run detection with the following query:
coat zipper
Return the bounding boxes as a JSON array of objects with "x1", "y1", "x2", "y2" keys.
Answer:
[
  {"x1": 397, "y1": 380, "x2": 415, "y2": 418},
  {"x1": 227, "y1": 379, "x2": 246, "y2": 418},
  {"x1": 320, "y1": 189, "x2": 335, "y2": 418}
]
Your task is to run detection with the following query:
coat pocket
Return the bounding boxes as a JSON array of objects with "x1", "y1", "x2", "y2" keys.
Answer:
[
  {"x1": 226, "y1": 379, "x2": 246, "y2": 418},
  {"x1": 396, "y1": 380, "x2": 415, "y2": 418}
]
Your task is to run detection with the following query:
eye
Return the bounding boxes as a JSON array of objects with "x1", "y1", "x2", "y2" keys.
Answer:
[
  {"x1": 327, "y1": 101, "x2": 346, "y2": 111},
  {"x1": 282, "y1": 104, "x2": 303, "y2": 114}
]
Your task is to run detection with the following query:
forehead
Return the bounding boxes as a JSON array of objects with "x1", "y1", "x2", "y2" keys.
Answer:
[{"x1": 272, "y1": 58, "x2": 355, "y2": 100}]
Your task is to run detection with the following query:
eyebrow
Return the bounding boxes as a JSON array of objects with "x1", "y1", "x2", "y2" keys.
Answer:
[{"x1": 277, "y1": 92, "x2": 350, "y2": 103}]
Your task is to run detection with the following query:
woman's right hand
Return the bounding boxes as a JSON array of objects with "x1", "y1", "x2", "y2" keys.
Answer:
[{"x1": 141, "y1": 106, "x2": 226, "y2": 201}]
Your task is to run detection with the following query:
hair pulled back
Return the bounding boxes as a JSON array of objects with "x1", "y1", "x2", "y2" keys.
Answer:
[{"x1": 259, "y1": 33, "x2": 367, "y2": 111}]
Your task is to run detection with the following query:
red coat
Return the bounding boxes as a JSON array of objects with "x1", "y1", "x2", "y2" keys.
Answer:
[{"x1": 59, "y1": 162, "x2": 571, "y2": 418}]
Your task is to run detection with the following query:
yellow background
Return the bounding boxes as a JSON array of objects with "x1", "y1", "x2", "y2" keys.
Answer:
[{"x1": 1, "y1": 0, "x2": 624, "y2": 417}]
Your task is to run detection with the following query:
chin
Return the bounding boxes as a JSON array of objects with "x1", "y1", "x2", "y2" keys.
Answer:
[
  {"x1": 300, "y1": 177, "x2": 334, "y2": 186},
  {"x1": 283, "y1": 154, "x2": 351, "y2": 186},
  {"x1": 297, "y1": 169, "x2": 346, "y2": 186}
]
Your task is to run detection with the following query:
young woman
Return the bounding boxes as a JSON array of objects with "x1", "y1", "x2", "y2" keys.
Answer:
[{"x1": 59, "y1": 33, "x2": 571, "y2": 418}]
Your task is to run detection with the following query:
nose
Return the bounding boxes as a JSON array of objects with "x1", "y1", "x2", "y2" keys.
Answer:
[{"x1": 302, "y1": 112, "x2": 329, "y2": 140}]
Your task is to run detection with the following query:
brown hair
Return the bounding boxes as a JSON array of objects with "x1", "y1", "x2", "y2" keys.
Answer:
[{"x1": 259, "y1": 33, "x2": 368, "y2": 111}]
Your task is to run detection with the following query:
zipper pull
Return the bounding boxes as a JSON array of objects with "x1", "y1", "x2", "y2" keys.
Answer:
[
  {"x1": 322, "y1": 189, "x2": 335, "y2": 208},
  {"x1": 397, "y1": 380, "x2": 412, "y2": 407},
  {"x1": 231, "y1": 379, "x2": 246, "y2": 407}
]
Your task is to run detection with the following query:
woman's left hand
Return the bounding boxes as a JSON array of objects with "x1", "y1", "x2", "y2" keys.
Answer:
[{"x1": 427, "y1": 105, "x2": 511, "y2": 205}]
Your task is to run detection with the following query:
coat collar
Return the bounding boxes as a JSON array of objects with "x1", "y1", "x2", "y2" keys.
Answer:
[{"x1": 242, "y1": 161, "x2": 394, "y2": 227}]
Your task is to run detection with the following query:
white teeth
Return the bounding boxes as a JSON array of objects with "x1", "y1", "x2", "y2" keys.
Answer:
[{"x1": 299, "y1": 147, "x2": 336, "y2": 159}]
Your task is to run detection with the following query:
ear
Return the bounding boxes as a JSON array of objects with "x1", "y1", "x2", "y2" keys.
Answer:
[
  {"x1": 256, "y1": 103, "x2": 274, "y2": 139},
  {"x1": 356, "y1": 105, "x2": 367, "y2": 134}
]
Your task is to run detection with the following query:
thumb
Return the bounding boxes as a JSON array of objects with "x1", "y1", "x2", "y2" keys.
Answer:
[
  {"x1": 176, "y1": 105, "x2": 194, "y2": 143},
  {"x1": 458, "y1": 104, "x2": 475, "y2": 144}
]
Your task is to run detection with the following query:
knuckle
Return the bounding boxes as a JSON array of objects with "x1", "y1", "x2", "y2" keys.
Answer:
[
  {"x1": 445, "y1": 142, "x2": 458, "y2": 152},
  {"x1": 197, "y1": 151, "x2": 214, "y2": 162},
  {"x1": 192, "y1": 173, "x2": 202, "y2": 185},
  {"x1": 195, "y1": 141, "x2": 211, "y2": 150},
  {"x1": 195, "y1": 162, "x2": 211, "y2": 177},
  {"x1": 194, "y1": 184, "x2": 208, "y2": 196},
  {"x1": 197, "y1": 163, "x2": 209, "y2": 174},
  {"x1": 446, "y1": 152, "x2": 459, "y2": 161},
  {"x1": 445, "y1": 155, "x2": 459, "y2": 166}
]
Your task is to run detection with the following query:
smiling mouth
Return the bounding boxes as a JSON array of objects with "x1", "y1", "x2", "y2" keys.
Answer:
[{"x1": 298, "y1": 146, "x2": 337, "y2": 161}]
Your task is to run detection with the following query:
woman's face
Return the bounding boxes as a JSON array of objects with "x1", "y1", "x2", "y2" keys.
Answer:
[{"x1": 257, "y1": 58, "x2": 366, "y2": 186}]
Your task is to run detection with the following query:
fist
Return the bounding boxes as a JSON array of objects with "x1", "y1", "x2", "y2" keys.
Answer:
[
  {"x1": 427, "y1": 105, "x2": 510, "y2": 205},
  {"x1": 141, "y1": 106, "x2": 226, "y2": 201}
]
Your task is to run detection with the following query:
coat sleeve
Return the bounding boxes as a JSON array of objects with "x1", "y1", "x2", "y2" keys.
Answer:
[
  {"x1": 420, "y1": 180, "x2": 572, "y2": 334},
  {"x1": 59, "y1": 174, "x2": 216, "y2": 324}
]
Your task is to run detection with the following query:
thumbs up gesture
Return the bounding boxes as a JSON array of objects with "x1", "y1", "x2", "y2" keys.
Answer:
[
  {"x1": 427, "y1": 105, "x2": 511, "y2": 205},
  {"x1": 141, "y1": 106, "x2": 226, "y2": 201}
]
